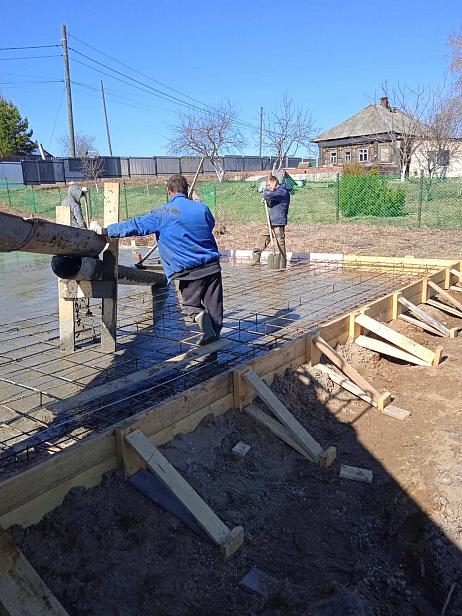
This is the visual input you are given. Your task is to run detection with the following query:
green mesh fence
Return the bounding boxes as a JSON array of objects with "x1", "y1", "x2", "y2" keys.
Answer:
[{"x1": 1, "y1": 176, "x2": 462, "y2": 229}]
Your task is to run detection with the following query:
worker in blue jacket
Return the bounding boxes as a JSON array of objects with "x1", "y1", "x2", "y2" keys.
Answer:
[
  {"x1": 251, "y1": 175, "x2": 290, "y2": 268},
  {"x1": 90, "y1": 175, "x2": 222, "y2": 346}
]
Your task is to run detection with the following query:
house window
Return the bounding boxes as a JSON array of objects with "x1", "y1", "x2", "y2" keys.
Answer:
[
  {"x1": 359, "y1": 148, "x2": 369, "y2": 162},
  {"x1": 330, "y1": 151, "x2": 337, "y2": 164},
  {"x1": 380, "y1": 146, "x2": 390, "y2": 163},
  {"x1": 344, "y1": 150, "x2": 351, "y2": 162}
]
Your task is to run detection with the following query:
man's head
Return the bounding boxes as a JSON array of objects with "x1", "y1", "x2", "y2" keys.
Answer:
[
  {"x1": 266, "y1": 175, "x2": 279, "y2": 191},
  {"x1": 167, "y1": 174, "x2": 189, "y2": 198}
]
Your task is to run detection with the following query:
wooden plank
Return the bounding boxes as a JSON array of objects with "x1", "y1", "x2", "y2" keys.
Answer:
[
  {"x1": 450, "y1": 268, "x2": 462, "y2": 279},
  {"x1": 398, "y1": 313, "x2": 446, "y2": 337},
  {"x1": 355, "y1": 313, "x2": 436, "y2": 365},
  {"x1": 398, "y1": 296, "x2": 450, "y2": 337},
  {"x1": 51, "y1": 338, "x2": 231, "y2": 412},
  {"x1": 56, "y1": 206, "x2": 75, "y2": 352},
  {"x1": 124, "y1": 430, "x2": 243, "y2": 556},
  {"x1": 427, "y1": 280, "x2": 462, "y2": 313},
  {"x1": 0, "y1": 527, "x2": 69, "y2": 615},
  {"x1": 101, "y1": 182, "x2": 119, "y2": 353},
  {"x1": 355, "y1": 335, "x2": 429, "y2": 366},
  {"x1": 312, "y1": 363, "x2": 374, "y2": 406},
  {"x1": 245, "y1": 403, "x2": 310, "y2": 458},
  {"x1": 426, "y1": 298, "x2": 462, "y2": 319},
  {"x1": 242, "y1": 370, "x2": 324, "y2": 461},
  {"x1": 382, "y1": 405, "x2": 411, "y2": 420},
  {"x1": 340, "y1": 464, "x2": 373, "y2": 484},
  {"x1": 313, "y1": 335, "x2": 384, "y2": 403},
  {"x1": 450, "y1": 285, "x2": 462, "y2": 293}
]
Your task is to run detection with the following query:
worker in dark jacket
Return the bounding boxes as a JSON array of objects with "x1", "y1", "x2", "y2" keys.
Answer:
[
  {"x1": 251, "y1": 175, "x2": 290, "y2": 268},
  {"x1": 90, "y1": 175, "x2": 222, "y2": 346},
  {"x1": 61, "y1": 185, "x2": 88, "y2": 228}
]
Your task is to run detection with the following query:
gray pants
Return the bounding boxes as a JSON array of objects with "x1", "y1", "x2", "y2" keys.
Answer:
[{"x1": 253, "y1": 225, "x2": 287, "y2": 262}]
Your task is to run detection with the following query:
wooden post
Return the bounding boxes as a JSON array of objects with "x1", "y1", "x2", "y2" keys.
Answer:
[
  {"x1": 101, "y1": 183, "x2": 119, "y2": 353},
  {"x1": 56, "y1": 205, "x2": 75, "y2": 352}
]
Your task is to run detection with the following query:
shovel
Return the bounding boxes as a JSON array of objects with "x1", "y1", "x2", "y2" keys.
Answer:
[{"x1": 264, "y1": 199, "x2": 280, "y2": 269}]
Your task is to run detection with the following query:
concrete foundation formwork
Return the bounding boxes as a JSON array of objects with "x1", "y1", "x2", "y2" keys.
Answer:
[{"x1": 0, "y1": 253, "x2": 460, "y2": 531}]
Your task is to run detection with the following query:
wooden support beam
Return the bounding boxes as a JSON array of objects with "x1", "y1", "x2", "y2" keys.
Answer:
[
  {"x1": 124, "y1": 429, "x2": 244, "y2": 557},
  {"x1": 56, "y1": 206, "x2": 75, "y2": 352},
  {"x1": 450, "y1": 285, "x2": 462, "y2": 293},
  {"x1": 398, "y1": 296, "x2": 451, "y2": 337},
  {"x1": 312, "y1": 364, "x2": 410, "y2": 418},
  {"x1": 355, "y1": 335, "x2": 429, "y2": 366},
  {"x1": 0, "y1": 527, "x2": 69, "y2": 615},
  {"x1": 101, "y1": 182, "x2": 119, "y2": 353},
  {"x1": 355, "y1": 313, "x2": 438, "y2": 366},
  {"x1": 245, "y1": 404, "x2": 309, "y2": 458},
  {"x1": 242, "y1": 369, "x2": 325, "y2": 462},
  {"x1": 312, "y1": 335, "x2": 391, "y2": 410},
  {"x1": 450, "y1": 268, "x2": 462, "y2": 280},
  {"x1": 426, "y1": 298, "x2": 462, "y2": 319},
  {"x1": 398, "y1": 313, "x2": 446, "y2": 337},
  {"x1": 427, "y1": 280, "x2": 462, "y2": 314}
]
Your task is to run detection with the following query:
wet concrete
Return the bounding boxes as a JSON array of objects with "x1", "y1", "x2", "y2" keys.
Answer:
[{"x1": 0, "y1": 251, "x2": 422, "y2": 474}]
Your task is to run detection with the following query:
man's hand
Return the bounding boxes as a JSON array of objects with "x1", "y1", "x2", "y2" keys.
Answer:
[{"x1": 89, "y1": 220, "x2": 106, "y2": 235}]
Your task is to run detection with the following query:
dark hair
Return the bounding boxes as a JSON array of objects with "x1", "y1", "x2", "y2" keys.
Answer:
[
  {"x1": 167, "y1": 174, "x2": 189, "y2": 196},
  {"x1": 268, "y1": 175, "x2": 280, "y2": 185}
]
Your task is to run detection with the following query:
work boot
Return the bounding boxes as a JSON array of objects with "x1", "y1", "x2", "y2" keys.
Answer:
[
  {"x1": 195, "y1": 310, "x2": 218, "y2": 346},
  {"x1": 250, "y1": 250, "x2": 261, "y2": 266}
]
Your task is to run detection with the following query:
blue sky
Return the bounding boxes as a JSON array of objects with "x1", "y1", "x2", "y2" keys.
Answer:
[{"x1": 1, "y1": 0, "x2": 459, "y2": 156}]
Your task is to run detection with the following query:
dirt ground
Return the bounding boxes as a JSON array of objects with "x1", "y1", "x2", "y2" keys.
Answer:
[
  {"x1": 213, "y1": 221, "x2": 462, "y2": 260},
  {"x1": 10, "y1": 299, "x2": 462, "y2": 615}
]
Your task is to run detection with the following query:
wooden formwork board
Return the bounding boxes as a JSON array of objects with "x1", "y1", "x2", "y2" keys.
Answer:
[{"x1": 0, "y1": 257, "x2": 460, "y2": 530}]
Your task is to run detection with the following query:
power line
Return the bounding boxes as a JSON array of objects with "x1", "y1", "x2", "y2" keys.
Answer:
[
  {"x1": 69, "y1": 55, "x2": 199, "y2": 111},
  {"x1": 0, "y1": 79, "x2": 63, "y2": 84},
  {"x1": 0, "y1": 44, "x2": 60, "y2": 50},
  {"x1": 72, "y1": 80, "x2": 178, "y2": 114},
  {"x1": 68, "y1": 33, "x2": 210, "y2": 109},
  {"x1": 66, "y1": 36, "x2": 258, "y2": 131},
  {"x1": 0, "y1": 54, "x2": 62, "y2": 60},
  {"x1": 68, "y1": 47, "x2": 208, "y2": 111}
]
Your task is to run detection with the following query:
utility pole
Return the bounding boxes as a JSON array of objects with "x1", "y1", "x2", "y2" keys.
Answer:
[
  {"x1": 61, "y1": 24, "x2": 76, "y2": 157},
  {"x1": 259, "y1": 106, "x2": 263, "y2": 157},
  {"x1": 100, "y1": 80, "x2": 113, "y2": 156}
]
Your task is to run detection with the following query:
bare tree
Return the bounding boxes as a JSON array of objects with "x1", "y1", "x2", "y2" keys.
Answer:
[
  {"x1": 168, "y1": 101, "x2": 245, "y2": 182},
  {"x1": 263, "y1": 94, "x2": 316, "y2": 172},
  {"x1": 373, "y1": 83, "x2": 429, "y2": 180},
  {"x1": 413, "y1": 89, "x2": 462, "y2": 196},
  {"x1": 448, "y1": 29, "x2": 462, "y2": 88},
  {"x1": 81, "y1": 155, "x2": 105, "y2": 191},
  {"x1": 59, "y1": 132, "x2": 96, "y2": 158}
]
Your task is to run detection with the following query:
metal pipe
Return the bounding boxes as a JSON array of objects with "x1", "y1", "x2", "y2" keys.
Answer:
[
  {"x1": 0, "y1": 211, "x2": 107, "y2": 256},
  {"x1": 51, "y1": 256, "x2": 166, "y2": 286}
]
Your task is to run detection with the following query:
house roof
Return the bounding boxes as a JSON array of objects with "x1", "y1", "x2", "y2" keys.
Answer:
[{"x1": 313, "y1": 104, "x2": 425, "y2": 142}]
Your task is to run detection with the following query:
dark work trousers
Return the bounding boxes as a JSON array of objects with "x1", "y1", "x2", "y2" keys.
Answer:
[{"x1": 178, "y1": 270, "x2": 224, "y2": 335}]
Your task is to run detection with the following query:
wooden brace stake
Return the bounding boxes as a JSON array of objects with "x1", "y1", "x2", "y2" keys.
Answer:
[
  {"x1": 398, "y1": 296, "x2": 455, "y2": 338},
  {"x1": 312, "y1": 335, "x2": 391, "y2": 410},
  {"x1": 355, "y1": 313, "x2": 441, "y2": 367},
  {"x1": 241, "y1": 370, "x2": 333, "y2": 466},
  {"x1": 427, "y1": 280, "x2": 462, "y2": 314},
  {"x1": 124, "y1": 429, "x2": 244, "y2": 557}
]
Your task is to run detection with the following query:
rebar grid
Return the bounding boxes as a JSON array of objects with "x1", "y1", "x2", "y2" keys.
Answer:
[{"x1": 0, "y1": 259, "x2": 429, "y2": 475}]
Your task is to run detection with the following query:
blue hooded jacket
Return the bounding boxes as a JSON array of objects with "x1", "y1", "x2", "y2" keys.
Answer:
[
  {"x1": 263, "y1": 183, "x2": 291, "y2": 226},
  {"x1": 106, "y1": 194, "x2": 220, "y2": 283}
]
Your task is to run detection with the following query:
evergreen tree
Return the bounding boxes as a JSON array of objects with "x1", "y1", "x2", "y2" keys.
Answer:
[{"x1": 0, "y1": 95, "x2": 36, "y2": 157}]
